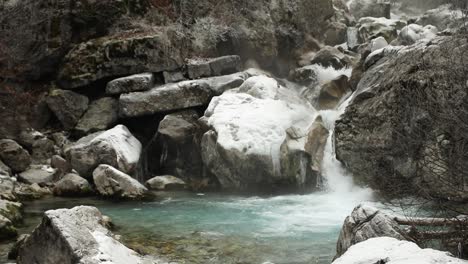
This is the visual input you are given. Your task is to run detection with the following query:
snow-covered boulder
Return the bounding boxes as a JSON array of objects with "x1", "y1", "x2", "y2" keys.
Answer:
[
  {"x1": 65, "y1": 125, "x2": 142, "y2": 178},
  {"x1": 396, "y1": 24, "x2": 438, "y2": 45},
  {"x1": 200, "y1": 75, "x2": 319, "y2": 192},
  {"x1": 336, "y1": 204, "x2": 406, "y2": 258},
  {"x1": 93, "y1": 165, "x2": 148, "y2": 199},
  {"x1": 17, "y1": 206, "x2": 155, "y2": 264},
  {"x1": 332, "y1": 237, "x2": 468, "y2": 264}
]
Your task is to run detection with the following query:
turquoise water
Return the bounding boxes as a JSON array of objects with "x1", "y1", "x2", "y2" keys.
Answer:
[{"x1": 10, "y1": 191, "x2": 371, "y2": 264}]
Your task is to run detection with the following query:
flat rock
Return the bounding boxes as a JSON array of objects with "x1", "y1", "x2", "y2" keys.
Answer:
[
  {"x1": 53, "y1": 173, "x2": 92, "y2": 197},
  {"x1": 145, "y1": 175, "x2": 186, "y2": 191},
  {"x1": 65, "y1": 125, "x2": 142, "y2": 178},
  {"x1": 106, "y1": 73, "x2": 155, "y2": 95},
  {"x1": 17, "y1": 206, "x2": 155, "y2": 263},
  {"x1": 75, "y1": 97, "x2": 119, "y2": 136},
  {"x1": 187, "y1": 55, "x2": 241, "y2": 79},
  {"x1": 333, "y1": 237, "x2": 468, "y2": 264},
  {"x1": 18, "y1": 165, "x2": 59, "y2": 185},
  {"x1": 93, "y1": 165, "x2": 147, "y2": 199},
  {"x1": 0, "y1": 139, "x2": 31, "y2": 173},
  {"x1": 46, "y1": 89, "x2": 89, "y2": 130}
]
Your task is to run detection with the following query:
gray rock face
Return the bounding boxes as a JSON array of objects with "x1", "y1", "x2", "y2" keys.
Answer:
[
  {"x1": 348, "y1": 0, "x2": 391, "y2": 19},
  {"x1": 106, "y1": 73, "x2": 155, "y2": 95},
  {"x1": 187, "y1": 56, "x2": 242, "y2": 79},
  {"x1": 145, "y1": 175, "x2": 186, "y2": 191},
  {"x1": 46, "y1": 89, "x2": 89, "y2": 130},
  {"x1": 335, "y1": 204, "x2": 406, "y2": 258},
  {"x1": 335, "y1": 36, "x2": 468, "y2": 200},
  {"x1": 58, "y1": 32, "x2": 183, "y2": 89},
  {"x1": 53, "y1": 173, "x2": 92, "y2": 197},
  {"x1": 65, "y1": 125, "x2": 142, "y2": 178},
  {"x1": 119, "y1": 80, "x2": 214, "y2": 118},
  {"x1": 93, "y1": 165, "x2": 147, "y2": 199},
  {"x1": 75, "y1": 97, "x2": 119, "y2": 136},
  {"x1": 0, "y1": 139, "x2": 31, "y2": 173},
  {"x1": 17, "y1": 206, "x2": 151, "y2": 264},
  {"x1": 18, "y1": 165, "x2": 59, "y2": 185}
]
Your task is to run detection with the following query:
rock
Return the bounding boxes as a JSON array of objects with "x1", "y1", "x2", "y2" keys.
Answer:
[
  {"x1": 187, "y1": 55, "x2": 242, "y2": 79},
  {"x1": 0, "y1": 176, "x2": 16, "y2": 200},
  {"x1": 147, "y1": 110, "x2": 205, "y2": 184},
  {"x1": 50, "y1": 155, "x2": 72, "y2": 175},
  {"x1": 0, "y1": 160, "x2": 12, "y2": 177},
  {"x1": 0, "y1": 0, "x2": 129, "y2": 80},
  {"x1": 369, "y1": 36, "x2": 388, "y2": 52},
  {"x1": 0, "y1": 139, "x2": 31, "y2": 173},
  {"x1": 58, "y1": 32, "x2": 183, "y2": 89},
  {"x1": 75, "y1": 97, "x2": 119, "y2": 136},
  {"x1": 416, "y1": 4, "x2": 464, "y2": 31},
  {"x1": 348, "y1": 0, "x2": 391, "y2": 19},
  {"x1": 358, "y1": 17, "x2": 406, "y2": 43},
  {"x1": 18, "y1": 165, "x2": 59, "y2": 185},
  {"x1": 53, "y1": 173, "x2": 92, "y2": 197},
  {"x1": 396, "y1": 24, "x2": 438, "y2": 45},
  {"x1": 7, "y1": 234, "x2": 29, "y2": 260},
  {"x1": 106, "y1": 73, "x2": 155, "y2": 95},
  {"x1": 332, "y1": 237, "x2": 467, "y2": 264},
  {"x1": 309, "y1": 46, "x2": 352, "y2": 69},
  {"x1": 119, "y1": 80, "x2": 214, "y2": 118},
  {"x1": 17, "y1": 206, "x2": 153, "y2": 263},
  {"x1": 324, "y1": 22, "x2": 348, "y2": 46},
  {"x1": 31, "y1": 137, "x2": 58, "y2": 164},
  {"x1": 316, "y1": 75, "x2": 350, "y2": 110},
  {"x1": 14, "y1": 182, "x2": 51, "y2": 200},
  {"x1": 65, "y1": 125, "x2": 142, "y2": 178},
  {"x1": 145, "y1": 175, "x2": 186, "y2": 191},
  {"x1": 335, "y1": 36, "x2": 468, "y2": 200},
  {"x1": 0, "y1": 199, "x2": 22, "y2": 224},
  {"x1": 163, "y1": 71, "x2": 187, "y2": 83},
  {"x1": 0, "y1": 215, "x2": 16, "y2": 240},
  {"x1": 200, "y1": 75, "x2": 318, "y2": 192},
  {"x1": 17, "y1": 129, "x2": 46, "y2": 149},
  {"x1": 93, "y1": 165, "x2": 147, "y2": 199},
  {"x1": 46, "y1": 89, "x2": 89, "y2": 130},
  {"x1": 335, "y1": 204, "x2": 406, "y2": 258},
  {"x1": 304, "y1": 117, "x2": 329, "y2": 174}
]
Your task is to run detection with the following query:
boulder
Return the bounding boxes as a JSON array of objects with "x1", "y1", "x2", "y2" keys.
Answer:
[
  {"x1": 335, "y1": 36, "x2": 468, "y2": 200},
  {"x1": 0, "y1": 139, "x2": 31, "y2": 173},
  {"x1": 145, "y1": 175, "x2": 186, "y2": 191},
  {"x1": 106, "y1": 73, "x2": 155, "y2": 95},
  {"x1": 187, "y1": 56, "x2": 242, "y2": 79},
  {"x1": 147, "y1": 110, "x2": 205, "y2": 184},
  {"x1": 304, "y1": 117, "x2": 329, "y2": 174},
  {"x1": 93, "y1": 165, "x2": 147, "y2": 199},
  {"x1": 332, "y1": 237, "x2": 467, "y2": 264},
  {"x1": 53, "y1": 173, "x2": 92, "y2": 197},
  {"x1": 50, "y1": 155, "x2": 72, "y2": 175},
  {"x1": 13, "y1": 182, "x2": 51, "y2": 200},
  {"x1": 0, "y1": 176, "x2": 16, "y2": 200},
  {"x1": 335, "y1": 204, "x2": 406, "y2": 258},
  {"x1": 46, "y1": 89, "x2": 89, "y2": 130},
  {"x1": 17, "y1": 206, "x2": 153, "y2": 263},
  {"x1": 119, "y1": 80, "x2": 214, "y2": 118},
  {"x1": 65, "y1": 125, "x2": 142, "y2": 178},
  {"x1": 348, "y1": 0, "x2": 391, "y2": 19},
  {"x1": 358, "y1": 17, "x2": 406, "y2": 43},
  {"x1": 369, "y1": 36, "x2": 388, "y2": 52},
  {"x1": 75, "y1": 97, "x2": 119, "y2": 136},
  {"x1": 31, "y1": 138, "x2": 58, "y2": 164},
  {"x1": 309, "y1": 46, "x2": 352, "y2": 69},
  {"x1": 18, "y1": 165, "x2": 59, "y2": 185},
  {"x1": 316, "y1": 75, "x2": 350, "y2": 110},
  {"x1": 200, "y1": 75, "x2": 318, "y2": 192},
  {"x1": 0, "y1": 199, "x2": 22, "y2": 224},
  {"x1": 396, "y1": 24, "x2": 438, "y2": 45},
  {"x1": 163, "y1": 71, "x2": 187, "y2": 84},
  {"x1": 58, "y1": 32, "x2": 183, "y2": 89}
]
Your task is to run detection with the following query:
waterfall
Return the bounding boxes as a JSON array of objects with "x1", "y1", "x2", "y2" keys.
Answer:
[{"x1": 319, "y1": 94, "x2": 373, "y2": 199}]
